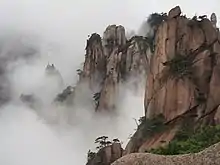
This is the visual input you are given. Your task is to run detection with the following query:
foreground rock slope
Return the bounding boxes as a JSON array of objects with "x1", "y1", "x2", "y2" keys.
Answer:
[{"x1": 112, "y1": 141, "x2": 220, "y2": 165}]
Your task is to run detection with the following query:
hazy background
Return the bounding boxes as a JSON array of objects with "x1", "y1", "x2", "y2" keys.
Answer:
[{"x1": 0, "y1": 0, "x2": 218, "y2": 165}]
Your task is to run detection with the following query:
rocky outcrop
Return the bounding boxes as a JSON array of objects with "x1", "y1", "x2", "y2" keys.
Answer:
[
  {"x1": 45, "y1": 63, "x2": 64, "y2": 87},
  {"x1": 87, "y1": 143, "x2": 123, "y2": 165},
  {"x1": 144, "y1": 6, "x2": 218, "y2": 121},
  {"x1": 54, "y1": 86, "x2": 75, "y2": 103},
  {"x1": 124, "y1": 6, "x2": 220, "y2": 153},
  {"x1": 81, "y1": 26, "x2": 152, "y2": 165},
  {"x1": 211, "y1": 13, "x2": 217, "y2": 28},
  {"x1": 79, "y1": 25, "x2": 150, "y2": 111},
  {"x1": 112, "y1": 142, "x2": 220, "y2": 165},
  {"x1": 81, "y1": 33, "x2": 106, "y2": 89},
  {"x1": 168, "y1": 6, "x2": 181, "y2": 18},
  {"x1": 82, "y1": 6, "x2": 220, "y2": 165}
]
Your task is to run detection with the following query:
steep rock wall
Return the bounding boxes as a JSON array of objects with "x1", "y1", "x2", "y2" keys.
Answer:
[
  {"x1": 83, "y1": 5, "x2": 220, "y2": 165},
  {"x1": 145, "y1": 7, "x2": 220, "y2": 121},
  {"x1": 124, "y1": 6, "x2": 220, "y2": 154},
  {"x1": 80, "y1": 25, "x2": 150, "y2": 111}
]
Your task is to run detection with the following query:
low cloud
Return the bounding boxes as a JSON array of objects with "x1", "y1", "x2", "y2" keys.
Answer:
[{"x1": 0, "y1": 1, "x2": 148, "y2": 165}]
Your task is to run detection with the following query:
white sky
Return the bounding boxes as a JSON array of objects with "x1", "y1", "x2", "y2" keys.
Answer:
[
  {"x1": 0, "y1": 0, "x2": 218, "y2": 47},
  {"x1": 0, "y1": 0, "x2": 217, "y2": 84},
  {"x1": 0, "y1": 0, "x2": 218, "y2": 84}
]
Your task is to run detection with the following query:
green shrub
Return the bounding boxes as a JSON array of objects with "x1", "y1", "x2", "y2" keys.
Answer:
[
  {"x1": 93, "y1": 92, "x2": 101, "y2": 108},
  {"x1": 147, "y1": 13, "x2": 168, "y2": 28},
  {"x1": 162, "y1": 54, "x2": 194, "y2": 81},
  {"x1": 147, "y1": 125, "x2": 220, "y2": 155},
  {"x1": 138, "y1": 114, "x2": 167, "y2": 138},
  {"x1": 87, "y1": 150, "x2": 96, "y2": 161},
  {"x1": 129, "y1": 36, "x2": 152, "y2": 54}
]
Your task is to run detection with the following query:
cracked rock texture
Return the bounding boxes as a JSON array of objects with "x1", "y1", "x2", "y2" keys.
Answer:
[
  {"x1": 125, "y1": 6, "x2": 220, "y2": 154},
  {"x1": 81, "y1": 5, "x2": 220, "y2": 165},
  {"x1": 80, "y1": 25, "x2": 150, "y2": 111},
  {"x1": 144, "y1": 7, "x2": 220, "y2": 122},
  {"x1": 112, "y1": 142, "x2": 220, "y2": 165}
]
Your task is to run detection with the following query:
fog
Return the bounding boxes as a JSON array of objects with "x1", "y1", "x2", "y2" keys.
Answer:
[
  {"x1": 0, "y1": 68, "x2": 145, "y2": 165},
  {"x1": 0, "y1": 1, "x2": 146, "y2": 165},
  {"x1": 0, "y1": 1, "x2": 218, "y2": 165}
]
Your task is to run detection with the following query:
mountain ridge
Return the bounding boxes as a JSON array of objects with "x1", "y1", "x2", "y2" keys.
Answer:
[{"x1": 74, "y1": 5, "x2": 220, "y2": 165}]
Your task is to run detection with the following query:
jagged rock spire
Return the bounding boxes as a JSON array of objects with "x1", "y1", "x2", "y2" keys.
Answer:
[
  {"x1": 210, "y1": 13, "x2": 217, "y2": 28},
  {"x1": 80, "y1": 24, "x2": 151, "y2": 112}
]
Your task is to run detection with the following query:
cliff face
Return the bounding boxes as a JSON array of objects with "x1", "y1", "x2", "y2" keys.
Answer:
[
  {"x1": 79, "y1": 25, "x2": 150, "y2": 112},
  {"x1": 145, "y1": 6, "x2": 219, "y2": 121},
  {"x1": 75, "y1": 5, "x2": 220, "y2": 165},
  {"x1": 124, "y1": 6, "x2": 220, "y2": 154},
  {"x1": 78, "y1": 25, "x2": 151, "y2": 165}
]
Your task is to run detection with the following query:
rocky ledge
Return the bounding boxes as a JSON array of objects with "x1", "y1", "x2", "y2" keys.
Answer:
[{"x1": 112, "y1": 141, "x2": 220, "y2": 165}]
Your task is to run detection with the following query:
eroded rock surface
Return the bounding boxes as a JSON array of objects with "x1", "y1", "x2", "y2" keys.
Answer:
[
  {"x1": 82, "y1": 6, "x2": 220, "y2": 165},
  {"x1": 87, "y1": 143, "x2": 123, "y2": 165},
  {"x1": 120, "y1": 6, "x2": 220, "y2": 155},
  {"x1": 112, "y1": 142, "x2": 220, "y2": 165},
  {"x1": 79, "y1": 25, "x2": 150, "y2": 111}
]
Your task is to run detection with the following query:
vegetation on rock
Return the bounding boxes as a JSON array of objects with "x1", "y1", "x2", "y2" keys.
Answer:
[
  {"x1": 147, "y1": 13, "x2": 168, "y2": 28},
  {"x1": 87, "y1": 136, "x2": 122, "y2": 162},
  {"x1": 93, "y1": 92, "x2": 101, "y2": 108},
  {"x1": 85, "y1": 33, "x2": 102, "y2": 51},
  {"x1": 147, "y1": 124, "x2": 220, "y2": 155},
  {"x1": 195, "y1": 88, "x2": 207, "y2": 104},
  {"x1": 55, "y1": 86, "x2": 74, "y2": 102},
  {"x1": 129, "y1": 36, "x2": 150, "y2": 54},
  {"x1": 87, "y1": 150, "x2": 96, "y2": 162},
  {"x1": 84, "y1": 5, "x2": 220, "y2": 165},
  {"x1": 162, "y1": 54, "x2": 194, "y2": 81},
  {"x1": 95, "y1": 136, "x2": 112, "y2": 150},
  {"x1": 76, "y1": 68, "x2": 83, "y2": 76},
  {"x1": 146, "y1": 12, "x2": 168, "y2": 52},
  {"x1": 138, "y1": 114, "x2": 167, "y2": 138}
]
